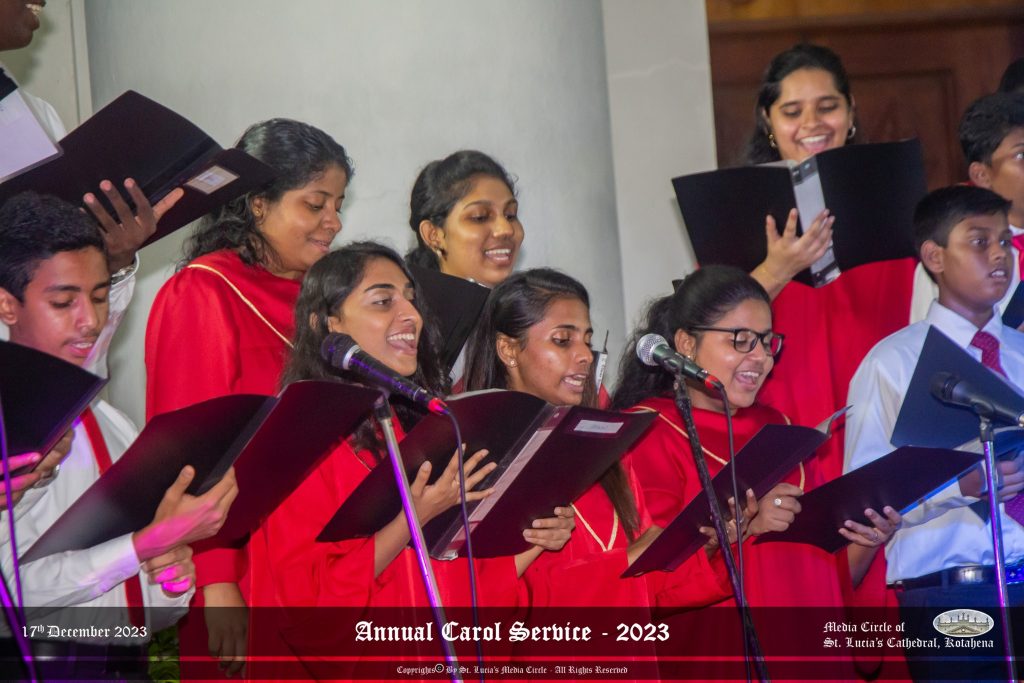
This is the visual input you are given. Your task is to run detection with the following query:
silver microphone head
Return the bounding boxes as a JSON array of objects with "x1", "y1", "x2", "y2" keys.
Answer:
[{"x1": 637, "y1": 333, "x2": 669, "y2": 367}]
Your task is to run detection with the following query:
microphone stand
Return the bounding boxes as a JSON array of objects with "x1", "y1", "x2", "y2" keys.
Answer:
[
  {"x1": 977, "y1": 415, "x2": 1017, "y2": 682},
  {"x1": 0, "y1": 391, "x2": 38, "y2": 683},
  {"x1": 374, "y1": 395, "x2": 461, "y2": 683},
  {"x1": 672, "y1": 381, "x2": 770, "y2": 683}
]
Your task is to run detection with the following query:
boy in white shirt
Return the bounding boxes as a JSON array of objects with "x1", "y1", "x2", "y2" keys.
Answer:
[
  {"x1": 0, "y1": 191, "x2": 238, "y2": 679},
  {"x1": 847, "y1": 185, "x2": 1024, "y2": 681}
]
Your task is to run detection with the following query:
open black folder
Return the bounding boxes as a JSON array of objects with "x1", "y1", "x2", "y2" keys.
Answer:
[
  {"x1": 21, "y1": 381, "x2": 379, "y2": 563},
  {"x1": 756, "y1": 446, "x2": 981, "y2": 552},
  {"x1": 0, "y1": 340, "x2": 106, "y2": 468},
  {"x1": 891, "y1": 326, "x2": 1024, "y2": 454},
  {"x1": 622, "y1": 408, "x2": 846, "y2": 578},
  {"x1": 409, "y1": 265, "x2": 491, "y2": 372},
  {"x1": 318, "y1": 389, "x2": 657, "y2": 559},
  {"x1": 672, "y1": 139, "x2": 925, "y2": 287},
  {"x1": 0, "y1": 90, "x2": 276, "y2": 248}
]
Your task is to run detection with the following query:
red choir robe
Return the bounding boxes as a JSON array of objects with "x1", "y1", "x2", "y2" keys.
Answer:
[
  {"x1": 757, "y1": 261, "x2": 917, "y2": 681},
  {"x1": 623, "y1": 395, "x2": 855, "y2": 682},
  {"x1": 757, "y1": 259, "x2": 917, "y2": 483},
  {"x1": 521, "y1": 462, "x2": 731, "y2": 683},
  {"x1": 145, "y1": 248, "x2": 301, "y2": 676},
  {"x1": 247, "y1": 426, "x2": 524, "y2": 682}
]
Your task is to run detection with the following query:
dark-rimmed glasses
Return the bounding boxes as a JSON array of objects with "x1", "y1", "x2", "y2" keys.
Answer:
[{"x1": 689, "y1": 326, "x2": 784, "y2": 357}]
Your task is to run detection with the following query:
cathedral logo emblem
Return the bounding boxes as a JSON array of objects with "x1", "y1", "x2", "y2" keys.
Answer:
[{"x1": 932, "y1": 609, "x2": 994, "y2": 637}]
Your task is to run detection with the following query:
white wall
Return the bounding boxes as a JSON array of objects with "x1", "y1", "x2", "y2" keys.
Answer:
[
  {"x1": 602, "y1": 0, "x2": 717, "y2": 333},
  {"x1": 82, "y1": 0, "x2": 629, "y2": 426}
]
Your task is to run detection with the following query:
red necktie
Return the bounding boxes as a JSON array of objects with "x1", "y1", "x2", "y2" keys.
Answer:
[
  {"x1": 1012, "y1": 233, "x2": 1024, "y2": 279},
  {"x1": 971, "y1": 332, "x2": 1024, "y2": 525},
  {"x1": 971, "y1": 331, "x2": 1008, "y2": 378},
  {"x1": 81, "y1": 408, "x2": 147, "y2": 627}
]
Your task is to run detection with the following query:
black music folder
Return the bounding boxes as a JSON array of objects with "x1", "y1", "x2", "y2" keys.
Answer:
[
  {"x1": 756, "y1": 446, "x2": 981, "y2": 552},
  {"x1": 0, "y1": 340, "x2": 106, "y2": 468},
  {"x1": 0, "y1": 90, "x2": 276, "y2": 247},
  {"x1": 409, "y1": 265, "x2": 491, "y2": 372},
  {"x1": 673, "y1": 139, "x2": 926, "y2": 287},
  {"x1": 891, "y1": 326, "x2": 1024, "y2": 453},
  {"x1": 21, "y1": 380, "x2": 379, "y2": 563},
  {"x1": 623, "y1": 408, "x2": 846, "y2": 577},
  {"x1": 318, "y1": 389, "x2": 657, "y2": 559}
]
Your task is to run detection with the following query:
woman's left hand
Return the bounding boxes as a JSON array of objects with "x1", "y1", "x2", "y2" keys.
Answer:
[
  {"x1": 523, "y1": 506, "x2": 575, "y2": 551},
  {"x1": 838, "y1": 506, "x2": 902, "y2": 547}
]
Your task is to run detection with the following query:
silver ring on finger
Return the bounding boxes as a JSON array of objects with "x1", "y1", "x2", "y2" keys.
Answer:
[{"x1": 773, "y1": 497, "x2": 783, "y2": 507}]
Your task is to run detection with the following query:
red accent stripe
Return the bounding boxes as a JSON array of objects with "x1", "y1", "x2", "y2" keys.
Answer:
[{"x1": 81, "y1": 408, "x2": 146, "y2": 627}]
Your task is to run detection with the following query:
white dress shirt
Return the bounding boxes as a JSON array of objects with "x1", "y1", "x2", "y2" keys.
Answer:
[
  {"x1": 0, "y1": 399, "x2": 191, "y2": 642},
  {"x1": 845, "y1": 301, "x2": 1024, "y2": 582},
  {"x1": 909, "y1": 224, "x2": 1024, "y2": 324}
]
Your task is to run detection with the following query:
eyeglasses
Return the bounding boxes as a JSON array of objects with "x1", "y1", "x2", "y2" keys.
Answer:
[{"x1": 689, "y1": 326, "x2": 785, "y2": 357}]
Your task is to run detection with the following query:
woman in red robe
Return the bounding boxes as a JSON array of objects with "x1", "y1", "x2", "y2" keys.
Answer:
[
  {"x1": 145, "y1": 118, "x2": 353, "y2": 677},
  {"x1": 246, "y1": 243, "x2": 573, "y2": 681},
  {"x1": 737, "y1": 44, "x2": 918, "y2": 680},
  {"x1": 462, "y1": 268, "x2": 740, "y2": 682},
  {"x1": 612, "y1": 265, "x2": 901, "y2": 681},
  {"x1": 740, "y1": 43, "x2": 918, "y2": 484}
]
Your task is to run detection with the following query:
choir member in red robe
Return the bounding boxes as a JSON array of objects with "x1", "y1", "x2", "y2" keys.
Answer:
[
  {"x1": 612, "y1": 265, "x2": 902, "y2": 681},
  {"x1": 247, "y1": 243, "x2": 573, "y2": 681},
  {"x1": 462, "y1": 269, "x2": 740, "y2": 682},
  {"x1": 145, "y1": 118, "x2": 353, "y2": 676},
  {"x1": 740, "y1": 44, "x2": 917, "y2": 484}
]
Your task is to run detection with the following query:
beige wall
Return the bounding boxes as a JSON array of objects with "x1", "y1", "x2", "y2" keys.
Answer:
[{"x1": 602, "y1": 0, "x2": 717, "y2": 337}]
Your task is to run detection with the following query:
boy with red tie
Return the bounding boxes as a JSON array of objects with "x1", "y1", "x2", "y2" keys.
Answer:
[
  {"x1": 847, "y1": 185, "x2": 1024, "y2": 681},
  {"x1": 0, "y1": 192, "x2": 237, "y2": 680}
]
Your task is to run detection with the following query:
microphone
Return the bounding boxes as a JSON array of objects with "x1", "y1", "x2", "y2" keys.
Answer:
[
  {"x1": 321, "y1": 333, "x2": 450, "y2": 416},
  {"x1": 636, "y1": 333, "x2": 722, "y2": 389},
  {"x1": 930, "y1": 371, "x2": 1024, "y2": 427}
]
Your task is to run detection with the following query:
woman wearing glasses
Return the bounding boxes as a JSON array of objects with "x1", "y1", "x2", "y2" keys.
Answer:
[{"x1": 612, "y1": 266, "x2": 898, "y2": 677}]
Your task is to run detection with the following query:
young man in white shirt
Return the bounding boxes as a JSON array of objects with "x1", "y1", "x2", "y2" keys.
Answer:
[
  {"x1": 847, "y1": 185, "x2": 1024, "y2": 681},
  {"x1": 0, "y1": 191, "x2": 239, "y2": 680}
]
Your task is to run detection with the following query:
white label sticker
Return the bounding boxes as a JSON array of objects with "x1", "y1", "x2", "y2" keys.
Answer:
[
  {"x1": 574, "y1": 420, "x2": 624, "y2": 435},
  {"x1": 185, "y1": 165, "x2": 238, "y2": 195}
]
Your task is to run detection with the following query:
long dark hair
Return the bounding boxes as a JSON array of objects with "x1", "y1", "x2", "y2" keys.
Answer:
[
  {"x1": 742, "y1": 43, "x2": 859, "y2": 165},
  {"x1": 183, "y1": 119, "x2": 353, "y2": 268},
  {"x1": 611, "y1": 265, "x2": 771, "y2": 411},
  {"x1": 281, "y1": 241, "x2": 447, "y2": 454},
  {"x1": 406, "y1": 150, "x2": 517, "y2": 270},
  {"x1": 463, "y1": 268, "x2": 641, "y2": 541}
]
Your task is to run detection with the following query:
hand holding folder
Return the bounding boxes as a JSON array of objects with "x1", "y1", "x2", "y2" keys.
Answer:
[
  {"x1": 0, "y1": 90, "x2": 277, "y2": 249},
  {"x1": 672, "y1": 139, "x2": 926, "y2": 286},
  {"x1": 763, "y1": 326, "x2": 1024, "y2": 551},
  {"x1": 318, "y1": 389, "x2": 657, "y2": 559},
  {"x1": 623, "y1": 408, "x2": 847, "y2": 577},
  {"x1": 21, "y1": 380, "x2": 379, "y2": 563}
]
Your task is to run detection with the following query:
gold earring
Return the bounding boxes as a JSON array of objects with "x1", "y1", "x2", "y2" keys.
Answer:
[{"x1": 767, "y1": 132, "x2": 777, "y2": 149}]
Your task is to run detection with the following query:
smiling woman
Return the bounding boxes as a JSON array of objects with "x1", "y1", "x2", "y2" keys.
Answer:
[
  {"x1": 406, "y1": 150, "x2": 522, "y2": 289},
  {"x1": 144, "y1": 117, "x2": 352, "y2": 676}
]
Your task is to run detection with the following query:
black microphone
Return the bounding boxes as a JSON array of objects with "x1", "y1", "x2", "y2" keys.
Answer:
[
  {"x1": 930, "y1": 371, "x2": 1024, "y2": 427},
  {"x1": 321, "y1": 333, "x2": 450, "y2": 416},
  {"x1": 636, "y1": 333, "x2": 722, "y2": 389}
]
